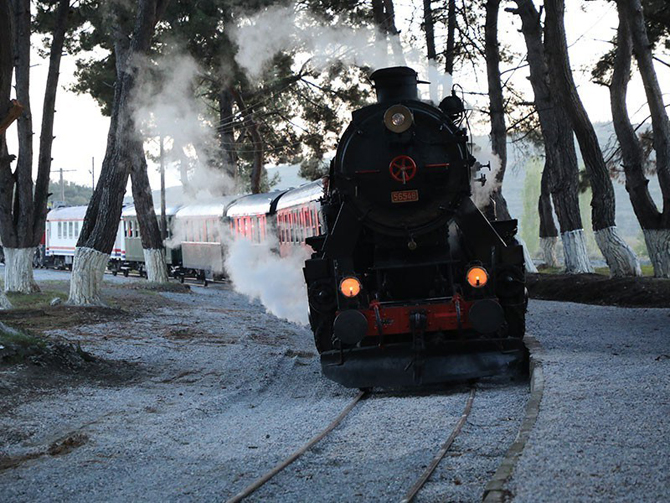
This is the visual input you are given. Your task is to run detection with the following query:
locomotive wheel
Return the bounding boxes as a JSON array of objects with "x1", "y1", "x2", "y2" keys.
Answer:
[
  {"x1": 123, "y1": 270, "x2": 129, "y2": 278},
  {"x1": 179, "y1": 275, "x2": 185, "y2": 284},
  {"x1": 112, "y1": 270, "x2": 118, "y2": 276}
]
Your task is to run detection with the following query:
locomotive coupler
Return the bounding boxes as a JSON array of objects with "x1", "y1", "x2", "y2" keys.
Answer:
[{"x1": 406, "y1": 311, "x2": 428, "y2": 384}]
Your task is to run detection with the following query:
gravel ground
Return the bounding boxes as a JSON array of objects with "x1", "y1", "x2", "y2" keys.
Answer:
[
  {"x1": 508, "y1": 300, "x2": 670, "y2": 502},
  {"x1": 1, "y1": 264, "x2": 148, "y2": 285},
  {"x1": 0, "y1": 275, "x2": 529, "y2": 502}
]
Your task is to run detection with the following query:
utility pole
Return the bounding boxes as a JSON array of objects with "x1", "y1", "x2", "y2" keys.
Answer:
[
  {"x1": 58, "y1": 167, "x2": 76, "y2": 205},
  {"x1": 160, "y1": 135, "x2": 167, "y2": 240}
]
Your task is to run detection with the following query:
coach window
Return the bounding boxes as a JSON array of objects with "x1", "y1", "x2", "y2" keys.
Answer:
[
  {"x1": 295, "y1": 211, "x2": 300, "y2": 242},
  {"x1": 75, "y1": 222, "x2": 79, "y2": 237},
  {"x1": 278, "y1": 215, "x2": 283, "y2": 243},
  {"x1": 57, "y1": 222, "x2": 62, "y2": 238},
  {"x1": 68, "y1": 222, "x2": 72, "y2": 238}
]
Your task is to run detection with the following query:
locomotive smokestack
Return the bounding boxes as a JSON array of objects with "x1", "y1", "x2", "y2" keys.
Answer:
[{"x1": 370, "y1": 66, "x2": 418, "y2": 103}]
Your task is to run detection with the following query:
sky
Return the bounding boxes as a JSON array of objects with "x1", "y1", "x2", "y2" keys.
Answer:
[{"x1": 6, "y1": 0, "x2": 669, "y2": 194}]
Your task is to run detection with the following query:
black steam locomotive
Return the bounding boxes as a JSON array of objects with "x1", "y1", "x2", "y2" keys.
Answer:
[{"x1": 303, "y1": 67, "x2": 527, "y2": 388}]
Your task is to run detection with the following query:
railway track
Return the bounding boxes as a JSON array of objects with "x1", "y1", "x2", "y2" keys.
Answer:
[{"x1": 224, "y1": 387, "x2": 477, "y2": 503}]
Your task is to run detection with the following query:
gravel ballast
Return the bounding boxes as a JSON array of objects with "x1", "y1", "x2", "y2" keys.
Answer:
[{"x1": 507, "y1": 300, "x2": 670, "y2": 502}]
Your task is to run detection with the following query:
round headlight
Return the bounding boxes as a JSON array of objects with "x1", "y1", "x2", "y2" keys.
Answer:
[
  {"x1": 384, "y1": 105, "x2": 413, "y2": 133},
  {"x1": 466, "y1": 266, "x2": 489, "y2": 288},
  {"x1": 391, "y1": 112, "x2": 406, "y2": 126},
  {"x1": 340, "y1": 277, "x2": 362, "y2": 298}
]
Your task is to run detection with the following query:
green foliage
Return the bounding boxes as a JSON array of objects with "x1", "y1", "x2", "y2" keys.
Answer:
[
  {"x1": 48, "y1": 180, "x2": 92, "y2": 207},
  {"x1": 643, "y1": 0, "x2": 670, "y2": 51},
  {"x1": 0, "y1": 324, "x2": 46, "y2": 363},
  {"x1": 520, "y1": 158, "x2": 542, "y2": 257},
  {"x1": 299, "y1": 157, "x2": 329, "y2": 181}
]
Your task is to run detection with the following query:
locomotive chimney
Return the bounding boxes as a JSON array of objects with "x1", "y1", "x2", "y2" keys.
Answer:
[{"x1": 370, "y1": 66, "x2": 418, "y2": 103}]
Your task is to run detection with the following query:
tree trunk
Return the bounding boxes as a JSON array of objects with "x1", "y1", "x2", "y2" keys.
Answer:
[
  {"x1": 616, "y1": 0, "x2": 670, "y2": 276},
  {"x1": 129, "y1": 138, "x2": 168, "y2": 283},
  {"x1": 0, "y1": 0, "x2": 13, "y2": 307},
  {"x1": 484, "y1": 0, "x2": 538, "y2": 271},
  {"x1": 484, "y1": 0, "x2": 510, "y2": 221},
  {"x1": 423, "y1": 0, "x2": 436, "y2": 61},
  {"x1": 382, "y1": 0, "x2": 405, "y2": 64},
  {"x1": 218, "y1": 88, "x2": 238, "y2": 180},
  {"x1": 511, "y1": 0, "x2": 592, "y2": 273},
  {"x1": 643, "y1": 230, "x2": 670, "y2": 277},
  {"x1": 0, "y1": 0, "x2": 70, "y2": 293},
  {"x1": 544, "y1": 0, "x2": 640, "y2": 277},
  {"x1": 371, "y1": 0, "x2": 405, "y2": 64},
  {"x1": 69, "y1": 247, "x2": 110, "y2": 306},
  {"x1": 445, "y1": 0, "x2": 456, "y2": 74},
  {"x1": 33, "y1": 0, "x2": 70, "y2": 247},
  {"x1": 3, "y1": 247, "x2": 39, "y2": 293},
  {"x1": 11, "y1": 0, "x2": 33, "y2": 249},
  {"x1": 4, "y1": 0, "x2": 37, "y2": 293},
  {"x1": 68, "y1": 0, "x2": 170, "y2": 305},
  {"x1": 620, "y1": 0, "x2": 670, "y2": 215},
  {"x1": 538, "y1": 165, "x2": 560, "y2": 267}
]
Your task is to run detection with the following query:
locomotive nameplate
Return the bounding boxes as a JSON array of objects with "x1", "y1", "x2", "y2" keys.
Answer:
[{"x1": 391, "y1": 190, "x2": 419, "y2": 203}]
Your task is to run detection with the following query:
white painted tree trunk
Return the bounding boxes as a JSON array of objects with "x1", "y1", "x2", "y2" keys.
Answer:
[
  {"x1": 643, "y1": 229, "x2": 670, "y2": 278},
  {"x1": 594, "y1": 226, "x2": 641, "y2": 277},
  {"x1": 516, "y1": 237, "x2": 538, "y2": 273},
  {"x1": 540, "y1": 237, "x2": 561, "y2": 267},
  {"x1": 3, "y1": 247, "x2": 40, "y2": 293},
  {"x1": 67, "y1": 247, "x2": 110, "y2": 306},
  {"x1": 143, "y1": 248, "x2": 169, "y2": 283},
  {"x1": 561, "y1": 229, "x2": 594, "y2": 274},
  {"x1": 0, "y1": 292, "x2": 11, "y2": 309}
]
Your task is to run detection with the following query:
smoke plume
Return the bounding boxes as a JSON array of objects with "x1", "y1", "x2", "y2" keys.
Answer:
[
  {"x1": 230, "y1": 4, "x2": 452, "y2": 104},
  {"x1": 469, "y1": 140, "x2": 503, "y2": 210},
  {"x1": 224, "y1": 234, "x2": 311, "y2": 325},
  {"x1": 132, "y1": 52, "x2": 236, "y2": 199}
]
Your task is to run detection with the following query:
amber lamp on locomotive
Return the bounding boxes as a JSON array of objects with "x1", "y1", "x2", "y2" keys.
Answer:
[
  {"x1": 340, "y1": 277, "x2": 362, "y2": 298},
  {"x1": 466, "y1": 266, "x2": 488, "y2": 288}
]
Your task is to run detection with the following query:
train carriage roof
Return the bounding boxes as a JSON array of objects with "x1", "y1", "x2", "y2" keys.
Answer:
[
  {"x1": 175, "y1": 196, "x2": 239, "y2": 219},
  {"x1": 46, "y1": 205, "x2": 89, "y2": 221},
  {"x1": 225, "y1": 191, "x2": 286, "y2": 218},
  {"x1": 122, "y1": 205, "x2": 182, "y2": 219},
  {"x1": 275, "y1": 180, "x2": 324, "y2": 211}
]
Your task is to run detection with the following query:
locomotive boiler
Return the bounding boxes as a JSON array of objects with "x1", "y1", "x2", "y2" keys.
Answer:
[{"x1": 303, "y1": 66, "x2": 527, "y2": 388}]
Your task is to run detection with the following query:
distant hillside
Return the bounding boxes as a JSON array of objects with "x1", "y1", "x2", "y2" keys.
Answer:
[{"x1": 48, "y1": 180, "x2": 92, "y2": 207}]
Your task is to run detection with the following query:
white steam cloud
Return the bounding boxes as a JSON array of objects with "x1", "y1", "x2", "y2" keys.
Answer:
[
  {"x1": 132, "y1": 52, "x2": 236, "y2": 199},
  {"x1": 224, "y1": 235, "x2": 311, "y2": 325},
  {"x1": 231, "y1": 4, "x2": 453, "y2": 104},
  {"x1": 470, "y1": 140, "x2": 502, "y2": 210}
]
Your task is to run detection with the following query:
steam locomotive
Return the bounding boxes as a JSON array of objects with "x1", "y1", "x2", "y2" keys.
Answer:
[{"x1": 303, "y1": 67, "x2": 527, "y2": 388}]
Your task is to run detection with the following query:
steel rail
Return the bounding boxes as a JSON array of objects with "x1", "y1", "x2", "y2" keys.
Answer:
[
  {"x1": 225, "y1": 390, "x2": 367, "y2": 503},
  {"x1": 400, "y1": 387, "x2": 476, "y2": 503}
]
